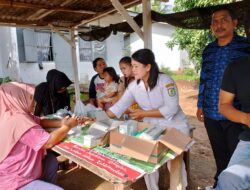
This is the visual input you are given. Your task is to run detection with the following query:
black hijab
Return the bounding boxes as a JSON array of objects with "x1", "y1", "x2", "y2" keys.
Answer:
[{"x1": 34, "y1": 69, "x2": 73, "y2": 116}]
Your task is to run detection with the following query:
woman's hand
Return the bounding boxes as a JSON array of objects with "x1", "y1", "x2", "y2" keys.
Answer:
[
  {"x1": 77, "y1": 116, "x2": 95, "y2": 125},
  {"x1": 44, "y1": 115, "x2": 78, "y2": 149},
  {"x1": 61, "y1": 115, "x2": 78, "y2": 129},
  {"x1": 129, "y1": 109, "x2": 145, "y2": 121}
]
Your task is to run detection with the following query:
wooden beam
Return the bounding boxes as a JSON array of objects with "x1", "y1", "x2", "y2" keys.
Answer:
[
  {"x1": 0, "y1": 18, "x2": 48, "y2": 26},
  {"x1": 35, "y1": 10, "x2": 56, "y2": 20},
  {"x1": 0, "y1": 1, "x2": 96, "y2": 15},
  {"x1": 142, "y1": 0, "x2": 152, "y2": 49},
  {"x1": 27, "y1": 9, "x2": 47, "y2": 20},
  {"x1": 75, "y1": 0, "x2": 140, "y2": 27},
  {"x1": 110, "y1": 0, "x2": 143, "y2": 39},
  {"x1": 49, "y1": 24, "x2": 75, "y2": 48},
  {"x1": 0, "y1": 22, "x2": 69, "y2": 30},
  {"x1": 0, "y1": 17, "x2": 75, "y2": 28},
  {"x1": 27, "y1": 0, "x2": 78, "y2": 20}
]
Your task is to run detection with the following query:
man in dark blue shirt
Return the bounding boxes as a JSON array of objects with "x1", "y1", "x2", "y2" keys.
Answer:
[
  {"x1": 197, "y1": 7, "x2": 250, "y2": 187},
  {"x1": 88, "y1": 57, "x2": 107, "y2": 106}
]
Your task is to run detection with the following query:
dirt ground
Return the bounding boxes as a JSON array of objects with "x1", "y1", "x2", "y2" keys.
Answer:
[
  {"x1": 57, "y1": 80, "x2": 216, "y2": 190},
  {"x1": 177, "y1": 80, "x2": 215, "y2": 189}
]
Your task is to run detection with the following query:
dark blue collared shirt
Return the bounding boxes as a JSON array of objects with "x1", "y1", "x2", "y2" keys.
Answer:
[{"x1": 197, "y1": 34, "x2": 250, "y2": 120}]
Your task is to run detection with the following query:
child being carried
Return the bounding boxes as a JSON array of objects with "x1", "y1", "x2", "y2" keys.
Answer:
[{"x1": 97, "y1": 67, "x2": 119, "y2": 110}]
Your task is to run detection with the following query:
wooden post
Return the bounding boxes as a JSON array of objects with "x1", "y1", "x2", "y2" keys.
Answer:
[
  {"x1": 49, "y1": 24, "x2": 81, "y2": 102},
  {"x1": 114, "y1": 183, "x2": 131, "y2": 190},
  {"x1": 70, "y1": 28, "x2": 81, "y2": 101},
  {"x1": 110, "y1": 0, "x2": 143, "y2": 40},
  {"x1": 49, "y1": 24, "x2": 75, "y2": 47},
  {"x1": 142, "y1": 0, "x2": 152, "y2": 49},
  {"x1": 170, "y1": 153, "x2": 183, "y2": 190}
]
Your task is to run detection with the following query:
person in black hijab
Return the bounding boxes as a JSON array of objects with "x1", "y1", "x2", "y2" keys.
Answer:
[{"x1": 34, "y1": 69, "x2": 73, "y2": 116}]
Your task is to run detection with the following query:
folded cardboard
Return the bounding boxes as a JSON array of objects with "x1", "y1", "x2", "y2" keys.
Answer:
[
  {"x1": 71, "y1": 111, "x2": 122, "y2": 148},
  {"x1": 87, "y1": 111, "x2": 122, "y2": 138},
  {"x1": 70, "y1": 132, "x2": 109, "y2": 148},
  {"x1": 110, "y1": 122, "x2": 193, "y2": 164},
  {"x1": 140, "y1": 125, "x2": 165, "y2": 140}
]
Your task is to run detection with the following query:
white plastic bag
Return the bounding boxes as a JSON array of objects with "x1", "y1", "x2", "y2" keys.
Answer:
[
  {"x1": 74, "y1": 100, "x2": 87, "y2": 116},
  {"x1": 85, "y1": 103, "x2": 102, "y2": 118}
]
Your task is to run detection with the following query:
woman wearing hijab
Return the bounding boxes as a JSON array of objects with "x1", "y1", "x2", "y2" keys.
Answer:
[
  {"x1": 0, "y1": 81, "x2": 80, "y2": 190},
  {"x1": 34, "y1": 69, "x2": 73, "y2": 116}
]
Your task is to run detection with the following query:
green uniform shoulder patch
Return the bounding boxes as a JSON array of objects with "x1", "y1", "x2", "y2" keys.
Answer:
[
  {"x1": 165, "y1": 83, "x2": 176, "y2": 97},
  {"x1": 167, "y1": 87, "x2": 176, "y2": 97},
  {"x1": 166, "y1": 83, "x2": 174, "y2": 88}
]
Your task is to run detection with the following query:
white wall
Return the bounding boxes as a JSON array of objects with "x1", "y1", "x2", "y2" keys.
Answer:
[
  {"x1": 105, "y1": 33, "x2": 124, "y2": 74},
  {"x1": 19, "y1": 62, "x2": 55, "y2": 84},
  {"x1": 52, "y1": 32, "x2": 75, "y2": 81},
  {"x1": 78, "y1": 33, "x2": 124, "y2": 83},
  {"x1": 0, "y1": 27, "x2": 56, "y2": 84},
  {"x1": 130, "y1": 23, "x2": 185, "y2": 71},
  {"x1": 0, "y1": 19, "x2": 191, "y2": 84},
  {"x1": 0, "y1": 27, "x2": 7, "y2": 77},
  {"x1": 20, "y1": 31, "x2": 78, "y2": 85},
  {"x1": 0, "y1": 27, "x2": 22, "y2": 81},
  {"x1": 180, "y1": 49, "x2": 194, "y2": 69},
  {"x1": 77, "y1": 12, "x2": 125, "y2": 82},
  {"x1": 77, "y1": 61, "x2": 93, "y2": 85},
  {"x1": 18, "y1": 13, "x2": 125, "y2": 85}
]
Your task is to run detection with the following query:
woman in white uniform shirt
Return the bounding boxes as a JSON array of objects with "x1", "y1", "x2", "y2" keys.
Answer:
[{"x1": 107, "y1": 49, "x2": 190, "y2": 190}]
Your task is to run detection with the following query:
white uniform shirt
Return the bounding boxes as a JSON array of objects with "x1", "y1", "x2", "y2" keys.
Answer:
[{"x1": 109, "y1": 74, "x2": 190, "y2": 135}]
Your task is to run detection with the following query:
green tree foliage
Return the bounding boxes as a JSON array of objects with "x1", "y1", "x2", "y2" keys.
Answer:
[
  {"x1": 0, "y1": 77, "x2": 11, "y2": 85},
  {"x1": 129, "y1": 0, "x2": 171, "y2": 13},
  {"x1": 167, "y1": 0, "x2": 242, "y2": 72}
]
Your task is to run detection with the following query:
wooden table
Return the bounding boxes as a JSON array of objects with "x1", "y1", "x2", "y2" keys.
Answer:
[{"x1": 52, "y1": 142, "x2": 183, "y2": 190}]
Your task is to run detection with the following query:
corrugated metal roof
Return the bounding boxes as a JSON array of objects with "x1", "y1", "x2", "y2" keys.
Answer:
[{"x1": 0, "y1": 0, "x2": 141, "y2": 28}]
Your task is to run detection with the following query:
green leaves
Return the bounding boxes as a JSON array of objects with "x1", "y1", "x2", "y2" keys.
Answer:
[{"x1": 0, "y1": 77, "x2": 11, "y2": 85}]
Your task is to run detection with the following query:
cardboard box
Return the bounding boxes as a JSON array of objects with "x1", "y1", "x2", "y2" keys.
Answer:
[
  {"x1": 70, "y1": 131, "x2": 110, "y2": 148},
  {"x1": 110, "y1": 122, "x2": 193, "y2": 164},
  {"x1": 70, "y1": 111, "x2": 122, "y2": 148}
]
